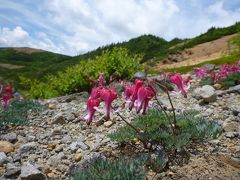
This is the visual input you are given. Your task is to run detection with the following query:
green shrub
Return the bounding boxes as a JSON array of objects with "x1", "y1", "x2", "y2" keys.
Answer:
[
  {"x1": 109, "y1": 110, "x2": 222, "y2": 151},
  {"x1": 21, "y1": 48, "x2": 143, "y2": 99},
  {"x1": 72, "y1": 155, "x2": 148, "y2": 180},
  {"x1": 220, "y1": 72, "x2": 240, "y2": 88},
  {"x1": 0, "y1": 100, "x2": 46, "y2": 125},
  {"x1": 200, "y1": 77, "x2": 213, "y2": 86}
]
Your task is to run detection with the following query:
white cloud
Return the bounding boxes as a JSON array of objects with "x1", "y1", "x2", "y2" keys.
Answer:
[
  {"x1": 0, "y1": 0, "x2": 239, "y2": 55},
  {"x1": 0, "y1": 26, "x2": 30, "y2": 46}
]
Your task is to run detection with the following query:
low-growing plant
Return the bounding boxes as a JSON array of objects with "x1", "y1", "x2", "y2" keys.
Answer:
[
  {"x1": 78, "y1": 72, "x2": 223, "y2": 177},
  {"x1": 219, "y1": 72, "x2": 240, "y2": 88},
  {"x1": 109, "y1": 110, "x2": 222, "y2": 151},
  {"x1": 72, "y1": 155, "x2": 148, "y2": 180},
  {"x1": 194, "y1": 61, "x2": 240, "y2": 89},
  {"x1": 0, "y1": 99, "x2": 46, "y2": 125}
]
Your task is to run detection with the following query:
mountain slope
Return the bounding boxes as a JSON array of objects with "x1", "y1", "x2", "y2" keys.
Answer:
[{"x1": 0, "y1": 22, "x2": 239, "y2": 89}]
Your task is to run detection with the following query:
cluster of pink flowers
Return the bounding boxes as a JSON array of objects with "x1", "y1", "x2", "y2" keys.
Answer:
[
  {"x1": 84, "y1": 72, "x2": 190, "y2": 125},
  {"x1": 0, "y1": 85, "x2": 13, "y2": 108},
  {"x1": 194, "y1": 61, "x2": 240, "y2": 83},
  {"x1": 124, "y1": 80, "x2": 156, "y2": 114},
  {"x1": 193, "y1": 67, "x2": 209, "y2": 79}
]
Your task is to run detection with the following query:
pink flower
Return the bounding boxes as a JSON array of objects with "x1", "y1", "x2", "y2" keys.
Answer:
[
  {"x1": 124, "y1": 85, "x2": 135, "y2": 100},
  {"x1": 84, "y1": 97, "x2": 100, "y2": 125},
  {"x1": 194, "y1": 67, "x2": 209, "y2": 79},
  {"x1": 100, "y1": 88, "x2": 118, "y2": 120},
  {"x1": 129, "y1": 80, "x2": 144, "y2": 110},
  {"x1": 1, "y1": 93, "x2": 11, "y2": 108},
  {"x1": 90, "y1": 87, "x2": 102, "y2": 99},
  {"x1": 136, "y1": 85, "x2": 156, "y2": 114},
  {"x1": 170, "y1": 73, "x2": 187, "y2": 98}
]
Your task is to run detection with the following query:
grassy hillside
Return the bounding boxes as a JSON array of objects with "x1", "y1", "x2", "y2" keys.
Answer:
[
  {"x1": 1, "y1": 22, "x2": 239, "y2": 90},
  {"x1": 76, "y1": 22, "x2": 240, "y2": 63},
  {"x1": 0, "y1": 48, "x2": 78, "y2": 88}
]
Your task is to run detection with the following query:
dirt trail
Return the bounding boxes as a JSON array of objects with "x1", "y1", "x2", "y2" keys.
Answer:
[
  {"x1": 0, "y1": 63, "x2": 24, "y2": 69},
  {"x1": 13, "y1": 47, "x2": 44, "y2": 54},
  {"x1": 154, "y1": 34, "x2": 238, "y2": 70}
]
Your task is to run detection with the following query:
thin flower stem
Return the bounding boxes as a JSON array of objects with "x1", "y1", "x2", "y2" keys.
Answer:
[
  {"x1": 154, "y1": 80, "x2": 177, "y2": 126},
  {"x1": 112, "y1": 106, "x2": 140, "y2": 134},
  {"x1": 154, "y1": 96, "x2": 175, "y2": 134},
  {"x1": 112, "y1": 106, "x2": 152, "y2": 150}
]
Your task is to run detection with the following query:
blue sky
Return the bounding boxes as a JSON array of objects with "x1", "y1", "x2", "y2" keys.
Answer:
[{"x1": 0, "y1": 0, "x2": 240, "y2": 56}]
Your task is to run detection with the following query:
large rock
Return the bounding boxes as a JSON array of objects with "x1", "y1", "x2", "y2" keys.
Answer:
[
  {"x1": 51, "y1": 114, "x2": 66, "y2": 124},
  {"x1": 4, "y1": 165, "x2": 21, "y2": 179},
  {"x1": 193, "y1": 85, "x2": 216, "y2": 103},
  {"x1": 227, "y1": 84, "x2": 240, "y2": 93},
  {"x1": 0, "y1": 152, "x2": 7, "y2": 165},
  {"x1": 19, "y1": 142, "x2": 37, "y2": 154},
  {"x1": 0, "y1": 133, "x2": 17, "y2": 143},
  {"x1": 0, "y1": 141, "x2": 15, "y2": 153},
  {"x1": 133, "y1": 72, "x2": 146, "y2": 80},
  {"x1": 69, "y1": 140, "x2": 89, "y2": 152},
  {"x1": 20, "y1": 163, "x2": 47, "y2": 180}
]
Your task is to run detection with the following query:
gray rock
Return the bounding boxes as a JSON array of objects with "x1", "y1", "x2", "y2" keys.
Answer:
[
  {"x1": 57, "y1": 152, "x2": 65, "y2": 160},
  {"x1": 52, "y1": 114, "x2": 66, "y2": 124},
  {"x1": 13, "y1": 153, "x2": 21, "y2": 162},
  {"x1": 65, "y1": 112, "x2": 76, "y2": 121},
  {"x1": 225, "y1": 132, "x2": 238, "y2": 138},
  {"x1": 69, "y1": 140, "x2": 89, "y2": 152},
  {"x1": 133, "y1": 71, "x2": 146, "y2": 80},
  {"x1": 227, "y1": 85, "x2": 240, "y2": 93},
  {"x1": 0, "y1": 152, "x2": 7, "y2": 165},
  {"x1": 231, "y1": 106, "x2": 240, "y2": 116},
  {"x1": 60, "y1": 135, "x2": 72, "y2": 144},
  {"x1": 20, "y1": 163, "x2": 47, "y2": 180},
  {"x1": 193, "y1": 85, "x2": 216, "y2": 103},
  {"x1": 19, "y1": 142, "x2": 37, "y2": 154},
  {"x1": 0, "y1": 133, "x2": 17, "y2": 143},
  {"x1": 4, "y1": 164, "x2": 21, "y2": 178}
]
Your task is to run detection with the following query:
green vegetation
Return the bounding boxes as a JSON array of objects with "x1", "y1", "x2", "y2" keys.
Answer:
[
  {"x1": 72, "y1": 155, "x2": 148, "y2": 180},
  {"x1": 1, "y1": 22, "x2": 240, "y2": 94},
  {"x1": 109, "y1": 110, "x2": 222, "y2": 150},
  {"x1": 0, "y1": 99, "x2": 46, "y2": 125},
  {"x1": 21, "y1": 48, "x2": 143, "y2": 98},
  {"x1": 0, "y1": 48, "x2": 73, "y2": 89},
  {"x1": 220, "y1": 73, "x2": 240, "y2": 88}
]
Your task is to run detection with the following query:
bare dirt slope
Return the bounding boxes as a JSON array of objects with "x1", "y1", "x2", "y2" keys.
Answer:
[
  {"x1": 0, "y1": 63, "x2": 24, "y2": 69},
  {"x1": 154, "y1": 34, "x2": 238, "y2": 70},
  {"x1": 13, "y1": 47, "x2": 44, "y2": 54}
]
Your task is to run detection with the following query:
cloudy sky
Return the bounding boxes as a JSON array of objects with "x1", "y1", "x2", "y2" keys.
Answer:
[{"x1": 0, "y1": 0, "x2": 240, "y2": 56}]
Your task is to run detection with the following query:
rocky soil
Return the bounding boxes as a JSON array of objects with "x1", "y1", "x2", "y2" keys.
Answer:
[{"x1": 0, "y1": 75, "x2": 239, "y2": 179}]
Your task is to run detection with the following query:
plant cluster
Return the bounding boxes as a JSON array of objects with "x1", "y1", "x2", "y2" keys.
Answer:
[
  {"x1": 21, "y1": 48, "x2": 143, "y2": 98},
  {"x1": 0, "y1": 83, "x2": 23, "y2": 109},
  {"x1": 73, "y1": 155, "x2": 148, "y2": 180},
  {"x1": 75, "y1": 72, "x2": 222, "y2": 178},
  {"x1": 0, "y1": 99, "x2": 46, "y2": 125},
  {"x1": 194, "y1": 61, "x2": 240, "y2": 88}
]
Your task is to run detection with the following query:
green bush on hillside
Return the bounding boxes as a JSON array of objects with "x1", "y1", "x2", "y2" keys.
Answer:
[{"x1": 21, "y1": 48, "x2": 143, "y2": 98}]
